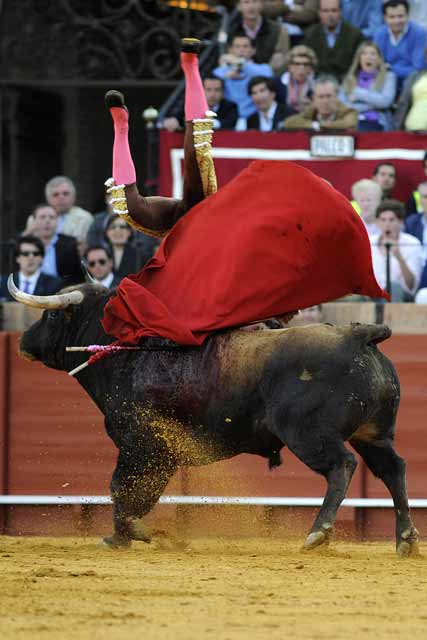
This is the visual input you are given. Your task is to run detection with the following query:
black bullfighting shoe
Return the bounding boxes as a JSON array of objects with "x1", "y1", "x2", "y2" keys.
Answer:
[
  {"x1": 105, "y1": 89, "x2": 128, "y2": 111},
  {"x1": 181, "y1": 37, "x2": 202, "y2": 54}
]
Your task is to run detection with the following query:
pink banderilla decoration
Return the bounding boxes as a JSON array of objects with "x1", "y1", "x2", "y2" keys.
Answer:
[{"x1": 66, "y1": 342, "x2": 141, "y2": 376}]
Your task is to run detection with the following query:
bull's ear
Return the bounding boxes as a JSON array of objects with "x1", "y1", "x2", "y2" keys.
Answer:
[{"x1": 80, "y1": 261, "x2": 97, "y2": 284}]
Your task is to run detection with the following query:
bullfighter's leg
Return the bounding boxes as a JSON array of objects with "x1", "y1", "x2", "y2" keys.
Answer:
[
  {"x1": 284, "y1": 431, "x2": 357, "y2": 550},
  {"x1": 102, "y1": 449, "x2": 177, "y2": 549},
  {"x1": 105, "y1": 38, "x2": 206, "y2": 232},
  {"x1": 350, "y1": 439, "x2": 419, "y2": 557}
]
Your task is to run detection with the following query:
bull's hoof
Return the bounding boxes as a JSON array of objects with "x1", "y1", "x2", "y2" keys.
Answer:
[
  {"x1": 99, "y1": 534, "x2": 132, "y2": 549},
  {"x1": 105, "y1": 90, "x2": 127, "y2": 111},
  {"x1": 397, "y1": 528, "x2": 421, "y2": 558},
  {"x1": 125, "y1": 518, "x2": 152, "y2": 543},
  {"x1": 302, "y1": 523, "x2": 333, "y2": 551},
  {"x1": 181, "y1": 38, "x2": 201, "y2": 54}
]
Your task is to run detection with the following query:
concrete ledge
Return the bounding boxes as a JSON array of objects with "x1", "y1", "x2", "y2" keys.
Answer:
[
  {"x1": 1, "y1": 303, "x2": 42, "y2": 331},
  {"x1": 2, "y1": 301, "x2": 427, "y2": 334},
  {"x1": 383, "y1": 303, "x2": 427, "y2": 334}
]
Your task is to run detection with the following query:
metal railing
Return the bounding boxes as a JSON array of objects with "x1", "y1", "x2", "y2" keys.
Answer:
[{"x1": 1, "y1": 495, "x2": 426, "y2": 508}]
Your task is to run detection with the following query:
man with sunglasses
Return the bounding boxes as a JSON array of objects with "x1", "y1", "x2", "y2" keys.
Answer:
[
  {"x1": 0, "y1": 235, "x2": 62, "y2": 301},
  {"x1": 85, "y1": 245, "x2": 120, "y2": 289}
]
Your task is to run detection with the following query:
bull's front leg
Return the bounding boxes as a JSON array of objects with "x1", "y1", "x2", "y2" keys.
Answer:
[{"x1": 103, "y1": 448, "x2": 177, "y2": 549}]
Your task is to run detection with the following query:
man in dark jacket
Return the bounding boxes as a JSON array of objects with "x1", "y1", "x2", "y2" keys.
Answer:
[
  {"x1": 229, "y1": 0, "x2": 290, "y2": 73},
  {"x1": 0, "y1": 235, "x2": 62, "y2": 301},
  {"x1": 162, "y1": 76, "x2": 238, "y2": 132},
  {"x1": 30, "y1": 203, "x2": 83, "y2": 285},
  {"x1": 303, "y1": 0, "x2": 364, "y2": 81},
  {"x1": 405, "y1": 182, "x2": 427, "y2": 245},
  {"x1": 245, "y1": 76, "x2": 295, "y2": 130}
]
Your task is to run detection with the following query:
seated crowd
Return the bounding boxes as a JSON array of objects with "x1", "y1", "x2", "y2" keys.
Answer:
[
  {"x1": 0, "y1": 175, "x2": 160, "y2": 301},
  {"x1": 2, "y1": 1, "x2": 427, "y2": 306},
  {"x1": 163, "y1": 0, "x2": 427, "y2": 133}
]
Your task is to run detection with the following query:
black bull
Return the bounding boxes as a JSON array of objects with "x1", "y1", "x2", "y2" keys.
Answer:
[{"x1": 19, "y1": 285, "x2": 419, "y2": 556}]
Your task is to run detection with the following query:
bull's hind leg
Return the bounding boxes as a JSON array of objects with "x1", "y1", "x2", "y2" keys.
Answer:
[
  {"x1": 350, "y1": 439, "x2": 419, "y2": 558},
  {"x1": 102, "y1": 450, "x2": 177, "y2": 549},
  {"x1": 285, "y1": 434, "x2": 357, "y2": 550}
]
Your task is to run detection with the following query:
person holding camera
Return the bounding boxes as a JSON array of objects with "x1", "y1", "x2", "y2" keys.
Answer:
[{"x1": 213, "y1": 34, "x2": 273, "y2": 124}]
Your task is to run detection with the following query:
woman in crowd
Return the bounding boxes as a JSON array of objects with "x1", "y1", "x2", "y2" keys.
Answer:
[
  {"x1": 104, "y1": 214, "x2": 140, "y2": 280},
  {"x1": 393, "y1": 63, "x2": 427, "y2": 131},
  {"x1": 274, "y1": 45, "x2": 317, "y2": 113},
  {"x1": 339, "y1": 41, "x2": 396, "y2": 132},
  {"x1": 351, "y1": 179, "x2": 382, "y2": 236}
]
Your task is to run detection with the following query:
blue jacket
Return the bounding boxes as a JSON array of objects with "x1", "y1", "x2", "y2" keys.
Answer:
[
  {"x1": 374, "y1": 21, "x2": 427, "y2": 82},
  {"x1": 405, "y1": 213, "x2": 427, "y2": 289},
  {"x1": 419, "y1": 263, "x2": 427, "y2": 289},
  {"x1": 341, "y1": 0, "x2": 383, "y2": 40},
  {"x1": 213, "y1": 61, "x2": 273, "y2": 118},
  {"x1": 404, "y1": 212, "x2": 425, "y2": 244}
]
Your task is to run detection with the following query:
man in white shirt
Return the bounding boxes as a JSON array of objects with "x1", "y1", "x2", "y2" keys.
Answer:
[
  {"x1": 370, "y1": 199, "x2": 424, "y2": 301},
  {"x1": 0, "y1": 235, "x2": 62, "y2": 300},
  {"x1": 85, "y1": 245, "x2": 120, "y2": 289}
]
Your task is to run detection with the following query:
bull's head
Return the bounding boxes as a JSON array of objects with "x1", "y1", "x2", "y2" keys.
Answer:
[{"x1": 7, "y1": 275, "x2": 110, "y2": 371}]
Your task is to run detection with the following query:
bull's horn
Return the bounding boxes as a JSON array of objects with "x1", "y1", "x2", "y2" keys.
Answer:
[
  {"x1": 81, "y1": 260, "x2": 97, "y2": 284},
  {"x1": 7, "y1": 274, "x2": 84, "y2": 309}
]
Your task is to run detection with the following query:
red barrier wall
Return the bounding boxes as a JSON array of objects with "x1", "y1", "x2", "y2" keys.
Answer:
[
  {"x1": 0, "y1": 332, "x2": 426, "y2": 539},
  {"x1": 159, "y1": 131, "x2": 427, "y2": 201},
  {"x1": 0, "y1": 333, "x2": 9, "y2": 532}
]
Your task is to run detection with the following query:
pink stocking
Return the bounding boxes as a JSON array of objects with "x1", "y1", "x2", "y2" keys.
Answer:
[
  {"x1": 181, "y1": 52, "x2": 208, "y2": 121},
  {"x1": 110, "y1": 106, "x2": 136, "y2": 185}
]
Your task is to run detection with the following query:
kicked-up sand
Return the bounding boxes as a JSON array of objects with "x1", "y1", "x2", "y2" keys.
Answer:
[{"x1": 0, "y1": 536, "x2": 425, "y2": 640}]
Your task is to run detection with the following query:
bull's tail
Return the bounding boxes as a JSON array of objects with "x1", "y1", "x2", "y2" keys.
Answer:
[{"x1": 350, "y1": 323, "x2": 391, "y2": 346}]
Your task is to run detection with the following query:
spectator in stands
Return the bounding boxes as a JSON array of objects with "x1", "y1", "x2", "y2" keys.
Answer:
[
  {"x1": 213, "y1": 35, "x2": 273, "y2": 120},
  {"x1": 409, "y1": 0, "x2": 427, "y2": 30},
  {"x1": 275, "y1": 45, "x2": 317, "y2": 112},
  {"x1": 0, "y1": 235, "x2": 62, "y2": 301},
  {"x1": 229, "y1": 0, "x2": 290, "y2": 74},
  {"x1": 243, "y1": 76, "x2": 295, "y2": 130},
  {"x1": 339, "y1": 41, "x2": 396, "y2": 132},
  {"x1": 404, "y1": 182, "x2": 427, "y2": 253},
  {"x1": 30, "y1": 203, "x2": 82, "y2": 286},
  {"x1": 85, "y1": 245, "x2": 120, "y2": 289},
  {"x1": 341, "y1": 0, "x2": 384, "y2": 40},
  {"x1": 261, "y1": 1, "x2": 319, "y2": 40},
  {"x1": 44, "y1": 176, "x2": 93, "y2": 249},
  {"x1": 136, "y1": 235, "x2": 161, "y2": 267},
  {"x1": 370, "y1": 199, "x2": 424, "y2": 301},
  {"x1": 393, "y1": 59, "x2": 427, "y2": 131},
  {"x1": 87, "y1": 193, "x2": 115, "y2": 247},
  {"x1": 283, "y1": 74, "x2": 358, "y2": 129},
  {"x1": 372, "y1": 162, "x2": 397, "y2": 199},
  {"x1": 104, "y1": 214, "x2": 140, "y2": 280},
  {"x1": 351, "y1": 179, "x2": 383, "y2": 236},
  {"x1": 303, "y1": 0, "x2": 364, "y2": 81},
  {"x1": 162, "y1": 76, "x2": 238, "y2": 132},
  {"x1": 405, "y1": 152, "x2": 427, "y2": 214},
  {"x1": 374, "y1": 0, "x2": 427, "y2": 94}
]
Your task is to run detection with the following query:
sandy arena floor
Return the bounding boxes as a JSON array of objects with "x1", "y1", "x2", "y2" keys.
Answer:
[{"x1": 0, "y1": 536, "x2": 425, "y2": 640}]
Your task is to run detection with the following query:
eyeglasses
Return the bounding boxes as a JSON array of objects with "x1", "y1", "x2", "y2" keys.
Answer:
[
  {"x1": 51, "y1": 191, "x2": 71, "y2": 197},
  {"x1": 290, "y1": 61, "x2": 312, "y2": 67},
  {"x1": 88, "y1": 259, "x2": 107, "y2": 267},
  {"x1": 19, "y1": 251, "x2": 42, "y2": 257},
  {"x1": 109, "y1": 223, "x2": 129, "y2": 230}
]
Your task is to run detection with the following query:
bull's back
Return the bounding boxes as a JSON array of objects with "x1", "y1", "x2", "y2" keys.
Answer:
[{"x1": 225, "y1": 323, "x2": 399, "y2": 440}]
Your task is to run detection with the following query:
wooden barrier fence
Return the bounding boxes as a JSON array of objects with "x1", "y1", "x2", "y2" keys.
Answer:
[{"x1": 0, "y1": 324, "x2": 426, "y2": 540}]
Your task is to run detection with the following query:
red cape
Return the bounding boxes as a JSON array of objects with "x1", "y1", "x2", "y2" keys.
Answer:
[{"x1": 102, "y1": 160, "x2": 388, "y2": 345}]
